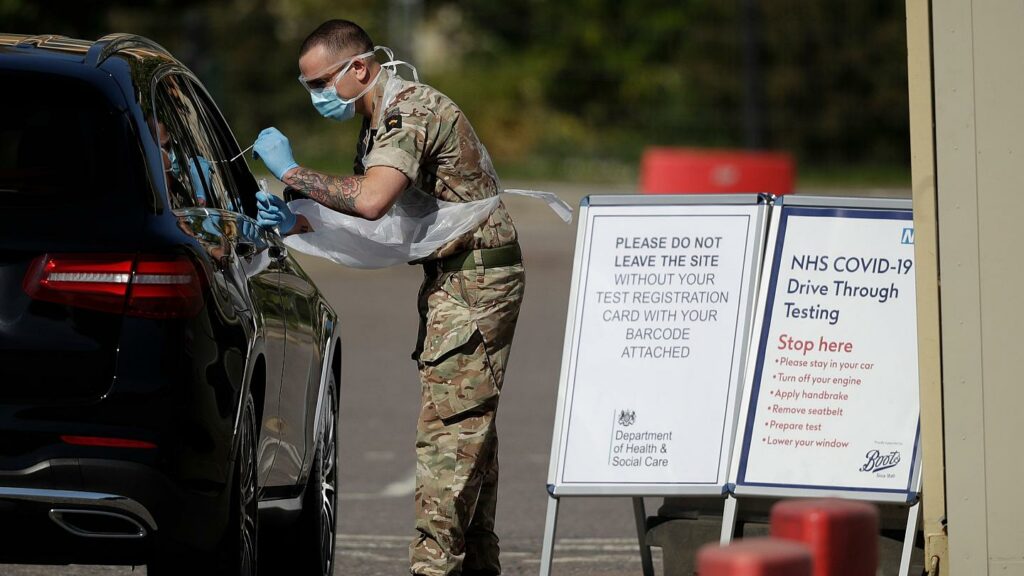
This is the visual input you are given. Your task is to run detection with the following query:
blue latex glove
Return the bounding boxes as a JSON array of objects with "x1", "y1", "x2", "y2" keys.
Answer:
[
  {"x1": 239, "y1": 218, "x2": 258, "y2": 240},
  {"x1": 253, "y1": 127, "x2": 299, "y2": 180},
  {"x1": 187, "y1": 156, "x2": 213, "y2": 205},
  {"x1": 255, "y1": 190, "x2": 297, "y2": 234},
  {"x1": 168, "y1": 148, "x2": 181, "y2": 178}
]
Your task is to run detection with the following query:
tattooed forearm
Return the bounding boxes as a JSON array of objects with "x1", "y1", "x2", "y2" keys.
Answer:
[{"x1": 284, "y1": 167, "x2": 366, "y2": 214}]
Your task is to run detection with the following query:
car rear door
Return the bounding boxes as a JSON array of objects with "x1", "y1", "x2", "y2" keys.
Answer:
[{"x1": 0, "y1": 65, "x2": 146, "y2": 405}]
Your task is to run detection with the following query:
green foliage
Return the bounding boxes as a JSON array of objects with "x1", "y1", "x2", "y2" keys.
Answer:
[{"x1": 3, "y1": 0, "x2": 911, "y2": 186}]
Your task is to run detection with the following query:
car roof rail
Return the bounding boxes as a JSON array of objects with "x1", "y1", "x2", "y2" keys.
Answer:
[
  {"x1": 86, "y1": 33, "x2": 175, "y2": 67},
  {"x1": 13, "y1": 34, "x2": 68, "y2": 47}
]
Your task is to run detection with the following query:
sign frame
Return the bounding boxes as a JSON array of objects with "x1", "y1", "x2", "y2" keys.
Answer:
[
  {"x1": 728, "y1": 195, "x2": 923, "y2": 504},
  {"x1": 545, "y1": 193, "x2": 771, "y2": 497},
  {"x1": 540, "y1": 193, "x2": 771, "y2": 576}
]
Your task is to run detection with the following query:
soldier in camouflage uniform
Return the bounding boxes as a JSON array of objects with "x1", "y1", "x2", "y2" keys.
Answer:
[{"x1": 252, "y1": 19, "x2": 523, "y2": 576}]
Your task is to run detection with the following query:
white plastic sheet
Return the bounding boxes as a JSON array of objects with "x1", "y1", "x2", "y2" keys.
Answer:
[
  {"x1": 283, "y1": 187, "x2": 572, "y2": 269},
  {"x1": 281, "y1": 61, "x2": 572, "y2": 268}
]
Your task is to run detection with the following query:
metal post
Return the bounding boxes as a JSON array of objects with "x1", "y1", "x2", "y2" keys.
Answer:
[
  {"x1": 720, "y1": 495, "x2": 739, "y2": 545},
  {"x1": 539, "y1": 495, "x2": 559, "y2": 576},
  {"x1": 899, "y1": 501, "x2": 921, "y2": 576},
  {"x1": 633, "y1": 497, "x2": 655, "y2": 576},
  {"x1": 739, "y1": 0, "x2": 764, "y2": 149}
]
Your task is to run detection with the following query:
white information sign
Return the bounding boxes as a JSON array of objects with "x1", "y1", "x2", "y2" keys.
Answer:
[
  {"x1": 548, "y1": 196, "x2": 767, "y2": 495},
  {"x1": 731, "y1": 200, "x2": 921, "y2": 501}
]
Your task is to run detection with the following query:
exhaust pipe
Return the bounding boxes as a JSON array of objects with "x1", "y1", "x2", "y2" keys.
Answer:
[{"x1": 49, "y1": 509, "x2": 147, "y2": 539}]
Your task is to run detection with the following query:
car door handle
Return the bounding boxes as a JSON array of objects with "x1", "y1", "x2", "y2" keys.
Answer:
[
  {"x1": 235, "y1": 240, "x2": 256, "y2": 258},
  {"x1": 269, "y1": 245, "x2": 288, "y2": 262}
]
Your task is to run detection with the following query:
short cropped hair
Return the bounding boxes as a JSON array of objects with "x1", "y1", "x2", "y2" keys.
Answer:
[{"x1": 300, "y1": 19, "x2": 374, "y2": 58}]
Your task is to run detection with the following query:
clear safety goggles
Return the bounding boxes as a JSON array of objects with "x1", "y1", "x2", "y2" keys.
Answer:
[{"x1": 298, "y1": 49, "x2": 376, "y2": 95}]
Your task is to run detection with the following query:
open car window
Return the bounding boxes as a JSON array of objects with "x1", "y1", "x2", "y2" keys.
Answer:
[
  {"x1": 152, "y1": 73, "x2": 237, "y2": 211},
  {"x1": 184, "y1": 78, "x2": 259, "y2": 219}
]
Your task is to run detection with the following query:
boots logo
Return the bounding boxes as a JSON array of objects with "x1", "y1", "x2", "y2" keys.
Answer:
[
  {"x1": 859, "y1": 449, "x2": 901, "y2": 473},
  {"x1": 617, "y1": 410, "x2": 636, "y2": 427}
]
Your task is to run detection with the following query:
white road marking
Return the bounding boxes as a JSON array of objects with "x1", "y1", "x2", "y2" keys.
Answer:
[
  {"x1": 334, "y1": 550, "x2": 400, "y2": 562},
  {"x1": 557, "y1": 537, "x2": 645, "y2": 543},
  {"x1": 338, "y1": 534, "x2": 410, "y2": 541},
  {"x1": 334, "y1": 534, "x2": 663, "y2": 563},
  {"x1": 339, "y1": 466, "x2": 416, "y2": 500},
  {"x1": 379, "y1": 467, "x2": 417, "y2": 497},
  {"x1": 338, "y1": 492, "x2": 386, "y2": 500},
  {"x1": 524, "y1": 554, "x2": 661, "y2": 564}
]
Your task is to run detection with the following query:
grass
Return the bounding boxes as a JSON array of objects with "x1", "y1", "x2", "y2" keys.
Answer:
[{"x1": 796, "y1": 164, "x2": 911, "y2": 189}]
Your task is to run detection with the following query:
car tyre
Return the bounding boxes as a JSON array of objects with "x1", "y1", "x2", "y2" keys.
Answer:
[
  {"x1": 262, "y1": 371, "x2": 338, "y2": 575},
  {"x1": 230, "y1": 391, "x2": 260, "y2": 575},
  {"x1": 149, "y1": 391, "x2": 259, "y2": 576}
]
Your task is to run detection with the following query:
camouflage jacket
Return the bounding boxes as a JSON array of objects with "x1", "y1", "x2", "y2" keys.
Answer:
[{"x1": 356, "y1": 73, "x2": 518, "y2": 261}]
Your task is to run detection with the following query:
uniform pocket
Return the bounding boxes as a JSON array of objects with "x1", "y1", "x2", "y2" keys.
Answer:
[{"x1": 419, "y1": 320, "x2": 499, "y2": 420}]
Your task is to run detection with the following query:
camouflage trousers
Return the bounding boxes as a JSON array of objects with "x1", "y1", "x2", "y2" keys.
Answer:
[{"x1": 410, "y1": 260, "x2": 526, "y2": 576}]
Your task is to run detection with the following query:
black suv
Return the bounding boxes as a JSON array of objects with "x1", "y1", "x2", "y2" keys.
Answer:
[{"x1": 0, "y1": 33, "x2": 340, "y2": 575}]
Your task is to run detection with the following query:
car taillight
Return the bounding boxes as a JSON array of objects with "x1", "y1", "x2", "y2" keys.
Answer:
[
  {"x1": 23, "y1": 253, "x2": 204, "y2": 318},
  {"x1": 60, "y1": 435, "x2": 158, "y2": 449},
  {"x1": 127, "y1": 257, "x2": 205, "y2": 318}
]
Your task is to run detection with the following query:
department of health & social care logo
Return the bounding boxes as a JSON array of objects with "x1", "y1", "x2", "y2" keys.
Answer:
[{"x1": 618, "y1": 410, "x2": 636, "y2": 427}]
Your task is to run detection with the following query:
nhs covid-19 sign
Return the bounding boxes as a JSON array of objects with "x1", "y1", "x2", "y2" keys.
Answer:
[{"x1": 733, "y1": 204, "x2": 920, "y2": 499}]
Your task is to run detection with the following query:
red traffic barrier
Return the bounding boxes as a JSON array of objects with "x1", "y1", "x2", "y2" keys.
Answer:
[
  {"x1": 639, "y1": 148, "x2": 795, "y2": 196},
  {"x1": 770, "y1": 498, "x2": 879, "y2": 576},
  {"x1": 697, "y1": 538, "x2": 813, "y2": 576}
]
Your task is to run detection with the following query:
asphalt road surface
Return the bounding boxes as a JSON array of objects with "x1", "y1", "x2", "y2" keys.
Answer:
[
  {"x1": 2, "y1": 184, "x2": 664, "y2": 576},
  {"x1": 4, "y1": 185, "x2": 912, "y2": 575}
]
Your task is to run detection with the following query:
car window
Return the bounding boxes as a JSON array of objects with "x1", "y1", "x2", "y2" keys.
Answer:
[
  {"x1": 151, "y1": 87, "x2": 199, "y2": 208},
  {"x1": 0, "y1": 70, "x2": 138, "y2": 207},
  {"x1": 184, "y1": 78, "x2": 259, "y2": 218},
  {"x1": 152, "y1": 74, "x2": 232, "y2": 211}
]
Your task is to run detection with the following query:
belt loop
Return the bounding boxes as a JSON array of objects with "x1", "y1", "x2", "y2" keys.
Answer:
[{"x1": 473, "y1": 249, "x2": 485, "y2": 285}]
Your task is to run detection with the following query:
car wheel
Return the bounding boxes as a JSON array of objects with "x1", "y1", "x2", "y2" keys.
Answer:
[
  {"x1": 149, "y1": 391, "x2": 259, "y2": 576},
  {"x1": 316, "y1": 373, "x2": 339, "y2": 574},
  {"x1": 263, "y1": 371, "x2": 338, "y2": 575},
  {"x1": 230, "y1": 391, "x2": 260, "y2": 576}
]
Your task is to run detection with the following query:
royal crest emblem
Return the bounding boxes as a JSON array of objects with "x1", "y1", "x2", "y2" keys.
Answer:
[{"x1": 618, "y1": 410, "x2": 636, "y2": 427}]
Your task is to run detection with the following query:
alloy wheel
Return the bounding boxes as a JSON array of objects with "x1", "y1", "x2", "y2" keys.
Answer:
[
  {"x1": 318, "y1": 383, "x2": 338, "y2": 575},
  {"x1": 238, "y1": 397, "x2": 258, "y2": 575}
]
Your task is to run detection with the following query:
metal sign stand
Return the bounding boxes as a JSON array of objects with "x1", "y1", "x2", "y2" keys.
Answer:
[
  {"x1": 899, "y1": 501, "x2": 921, "y2": 576},
  {"x1": 632, "y1": 498, "x2": 656, "y2": 576},
  {"x1": 541, "y1": 196, "x2": 925, "y2": 575},
  {"x1": 539, "y1": 194, "x2": 769, "y2": 576},
  {"x1": 538, "y1": 495, "x2": 559, "y2": 576},
  {"x1": 539, "y1": 494, "x2": 656, "y2": 576}
]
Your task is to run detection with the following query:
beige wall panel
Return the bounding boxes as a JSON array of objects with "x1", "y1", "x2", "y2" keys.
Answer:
[
  {"x1": 988, "y1": 565, "x2": 1024, "y2": 576},
  {"x1": 972, "y1": 1, "x2": 1024, "y2": 568},
  {"x1": 905, "y1": 1, "x2": 945, "y2": 566},
  {"x1": 932, "y1": 0, "x2": 988, "y2": 573}
]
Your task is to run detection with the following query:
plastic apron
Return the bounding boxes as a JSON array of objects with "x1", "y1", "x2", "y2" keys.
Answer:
[{"x1": 284, "y1": 61, "x2": 572, "y2": 269}]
